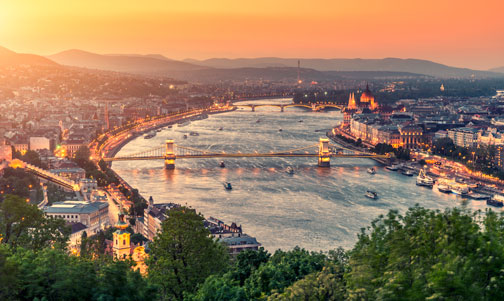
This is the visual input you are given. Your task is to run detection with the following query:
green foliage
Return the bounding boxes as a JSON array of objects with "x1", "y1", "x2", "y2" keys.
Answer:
[
  {"x1": 244, "y1": 247, "x2": 327, "y2": 299},
  {"x1": 185, "y1": 275, "x2": 246, "y2": 301},
  {"x1": 229, "y1": 248, "x2": 270, "y2": 285},
  {"x1": 13, "y1": 150, "x2": 45, "y2": 168},
  {"x1": 147, "y1": 207, "x2": 229, "y2": 300},
  {"x1": 0, "y1": 167, "x2": 41, "y2": 201},
  {"x1": 0, "y1": 244, "x2": 19, "y2": 301},
  {"x1": 2, "y1": 247, "x2": 157, "y2": 301},
  {"x1": 0, "y1": 194, "x2": 69, "y2": 250},
  {"x1": 346, "y1": 206, "x2": 504, "y2": 300}
]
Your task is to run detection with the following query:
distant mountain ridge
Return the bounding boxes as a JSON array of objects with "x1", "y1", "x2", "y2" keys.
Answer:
[
  {"x1": 0, "y1": 46, "x2": 57, "y2": 67},
  {"x1": 490, "y1": 66, "x2": 504, "y2": 73},
  {"x1": 184, "y1": 57, "x2": 501, "y2": 78},
  {"x1": 48, "y1": 49, "x2": 207, "y2": 75}
]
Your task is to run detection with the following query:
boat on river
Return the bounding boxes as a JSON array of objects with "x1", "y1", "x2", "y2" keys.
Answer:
[
  {"x1": 451, "y1": 185, "x2": 469, "y2": 196},
  {"x1": 367, "y1": 167, "x2": 376, "y2": 175},
  {"x1": 467, "y1": 193, "x2": 490, "y2": 200},
  {"x1": 437, "y1": 184, "x2": 451, "y2": 193},
  {"x1": 365, "y1": 190, "x2": 378, "y2": 200},
  {"x1": 286, "y1": 166, "x2": 295, "y2": 174},
  {"x1": 189, "y1": 131, "x2": 199, "y2": 136},
  {"x1": 487, "y1": 194, "x2": 504, "y2": 207},
  {"x1": 385, "y1": 164, "x2": 399, "y2": 171},
  {"x1": 401, "y1": 170, "x2": 414, "y2": 177},
  {"x1": 144, "y1": 131, "x2": 156, "y2": 139},
  {"x1": 416, "y1": 169, "x2": 434, "y2": 187},
  {"x1": 223, "y1": 182, "x2": 233, "y2": 190},
  {"x1": 220, "y1": 161, "x2": 225, "y2": 168}
]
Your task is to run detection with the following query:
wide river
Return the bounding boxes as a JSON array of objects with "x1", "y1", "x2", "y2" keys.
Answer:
[{"x1": 113, "y1": 98, "x2": 487, "y2": 251}]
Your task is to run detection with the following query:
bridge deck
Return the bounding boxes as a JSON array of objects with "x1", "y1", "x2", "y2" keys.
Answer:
[{"x1": 105, "y1": 153, "x2": 388, "y2": 161}]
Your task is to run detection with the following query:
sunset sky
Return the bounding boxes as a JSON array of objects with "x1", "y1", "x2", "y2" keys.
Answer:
[{"x1": 1, "y1": 0, "x2": 503, "y2": 69}]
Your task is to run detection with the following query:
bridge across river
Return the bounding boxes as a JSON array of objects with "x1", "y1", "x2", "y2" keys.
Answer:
[
  {"x1": 234, "y1": 103, "x2": 344, "y2": 112},
  {"x1": 103, "y1": 138, "x2": 389, "y2": 169}
]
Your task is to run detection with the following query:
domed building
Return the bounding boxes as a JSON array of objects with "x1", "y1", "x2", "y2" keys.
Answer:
[{"x1": 359, "y1": 84, "x2": 378, "y2": 110}]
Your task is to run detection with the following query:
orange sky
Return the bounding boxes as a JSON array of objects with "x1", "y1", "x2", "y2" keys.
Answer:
[{"x1": 1, "y1": 0, "x2": 503, "y2": 69}]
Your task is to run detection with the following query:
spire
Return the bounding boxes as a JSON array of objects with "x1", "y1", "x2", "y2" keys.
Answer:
[{"x1": 348, "y1": 92, "x2": 357, "y2": 109}]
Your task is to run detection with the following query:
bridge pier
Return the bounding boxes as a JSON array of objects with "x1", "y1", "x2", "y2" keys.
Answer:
[
  {"x1": 251, "y1": 105, "x2": 255, "y2": 112},
  {"x1": 280, "y1": 105, "x2": 284, "y2": 112},
  {"x1": 318, "y1": 138, "x2": 330, "y2": 167},
  {"x1": 164, "y1": 140, "x2": 176, "y2": 169}
]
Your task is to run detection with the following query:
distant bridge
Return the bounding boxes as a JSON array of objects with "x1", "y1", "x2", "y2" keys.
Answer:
[
  {"x1": 234, "y1": 103, "x2": 344, "y2": 112},
  {"x1": 103, "y1": 138, "x2": 389, "y2": 169},
  {"x1": 9, "y1": 159, "x2": 80, "y2": 192}
]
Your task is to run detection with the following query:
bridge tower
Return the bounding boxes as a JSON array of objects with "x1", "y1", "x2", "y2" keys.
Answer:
[
  {"x1": 311, "y1": 103, "x2": 317, "y2": 111},
  {"x1": 280, "y1": 105, "x2": 284, "y2": 112},
  {"x1": 318, "y1": 138, "x2": 331, "y2": 167},
  {"x1": 164, "y1": 140, "x2": 176, "y2": 169},
  {"x1": 251, "y1": 105, "x2": 255, "y2": 112}
]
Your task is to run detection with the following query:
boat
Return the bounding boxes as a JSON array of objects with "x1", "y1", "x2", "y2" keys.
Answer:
[
  {"x1": 487, "y1": 194, "x2": 504, "y2": 207},
  {"x1": 183, "y1": 134, "x2": 188, "y2": 139},
  {"x1": 156, "y1": 129, "x2": 162, "y2": 132},
  {"x1": 365, "y1": 190, "x2": 378, "y2": 200},
  {"x1": 189, "y1": 131, "x2": 199, "y2": 136},
  {"x1": 401, "y1": 170, "x2": 414, "y2": 177},
  {"x1": 256, "y1": 119, "x2": 261, "y2": 123},
  {"x1": 223, "y1": 182, "x2": 233, "y2": 190},
  {"x1": 178, "y1": 121, "x2": 190, "y2": 127},
  {"x1": 218, "y1": 127, "x2": 223, "y2": 131},
  {"x1": 385, "y1": 164, "x2": 399, "y2": 171},
  {"x1": 416, "y1": 169, "x2": 434, "y2": 187},
  {"x1": 168, "y1": 125, "x2": 173, "y2": 128},
  {"x1": 467, "y1": 193, "x2": 490, "y2": 200},
  {"x1": 298, "y1": 120, "x2": 303, "y2": 122},
  {"x1": 279, "y1": 129, "x2": 283, "y2": 132},
  {"x1": 143, "y1": 131, "x2": 156, "y2": 139},
  {"x1": 367, "y1": 167, "x2": 376, "y2": 175},
  {"x1": 285, "y1": 166, "x2": 295, "y2": 174},
  {"x1": 220, "y1": 161, "x2": 225, "y2": 168},
  {"x1": 451, "y1": 186, "x2": 469, "y2": 196},
  {"x1": 437, "y1": 184, "x2": 452, "y2": 193}
]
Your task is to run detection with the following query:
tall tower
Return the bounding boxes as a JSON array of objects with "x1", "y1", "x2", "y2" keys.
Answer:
[
  {"x1": 113, "y1": 214, "x2": 131, "y2": 259},
  {"x1": 297, "y1": 60, "x2": 302, "y2": 86},
  {"x1": 104, "y1": 102, "x2": 110, "y2": 130},
  {"x1": 347, "y1": 92, "x2": 357, "y2": 109}
]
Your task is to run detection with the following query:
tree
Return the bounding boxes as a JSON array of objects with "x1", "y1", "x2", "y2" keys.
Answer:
[
  {"x1": 228, "y1": 247, "x2": 270, "y2": 285},
  {"x1": 185, "y1": 275, "x2": 246, "y2": 301},
  {"x1": 0, "y1": 244, "x2": 19, "y2": 300},
  {"x1": 0, "y1": 195, "x2": 69, "y2": 250},
  {"x1": 147, "y1": 207, "x2": 229, "y2": 300},
  {"x1": 244, "y1": 247, "x2": 327, "y2": 299}
]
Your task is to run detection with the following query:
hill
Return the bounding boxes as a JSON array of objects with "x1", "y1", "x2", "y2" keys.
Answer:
[
  {"x1": 490, "y1": 66, "x2": 504, "y2": 73},
  {"x1": 0, "y1": 46, "x2": 58, "y2": 67},
  {"x1": 48, "y1": 49, "x2": 208, "y2": 75},
  {"x1": 184, "y1": 57, "x2": 501, "y2": 78}
]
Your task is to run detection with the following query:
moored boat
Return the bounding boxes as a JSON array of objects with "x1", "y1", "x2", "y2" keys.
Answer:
[
  {"x1": 416, "y1": 169, "x2": 434, "y2": 187},
  {"x1": 487, "y1": 194, "x2": 504, "y2": 207},
  {"x1": 189, "y1": 131, "x2": 199, "y2": 136},
  {"x1": 401, "y1": 170, "x2": 414, "y2": 176},
  {"x1": 385, "y1": 164, "x2": 399, "y2": 171},
  {"x1": 467, "y1": 193, "x2": 490, "y2": 200},
  {"x1": 437, "y1": 184, "x2": 451, "y2": 193},
  {"x1": 451, "y1": 185, "x2": 469, "y2": 196},
  {"x1": 144, "y1": 131, "x2": 156, "y2": 139}
]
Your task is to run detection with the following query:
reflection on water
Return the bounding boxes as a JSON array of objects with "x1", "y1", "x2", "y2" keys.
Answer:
[{"x1": 113, "y1": 98, "x2": 483, "y2": 251}]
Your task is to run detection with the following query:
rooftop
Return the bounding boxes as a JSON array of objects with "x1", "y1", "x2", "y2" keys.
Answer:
[{"x1": 44, "y1": 200, "x2": 108, "y2": 214}]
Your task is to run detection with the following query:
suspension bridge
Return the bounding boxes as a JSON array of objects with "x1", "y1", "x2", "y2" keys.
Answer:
[
  {"x1": 234, "y1": 103, "x2": 344, "y2": 112},
  {"x1": 103, "y1": 138, "x2": 389, "y2": 169}
]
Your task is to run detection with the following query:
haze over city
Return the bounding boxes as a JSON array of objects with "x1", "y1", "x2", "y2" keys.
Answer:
[
  {"x1": 3, "y1": 1, "x2": 504, "y2": 300},
  {"x1": 1, "y1": 0, "x2": 503, "y2": 70}
]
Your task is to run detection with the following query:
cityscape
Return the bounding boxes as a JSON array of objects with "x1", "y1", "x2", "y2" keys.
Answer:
[{"x1": 1, "y1": 1, "x2": 504, "y2": 300}]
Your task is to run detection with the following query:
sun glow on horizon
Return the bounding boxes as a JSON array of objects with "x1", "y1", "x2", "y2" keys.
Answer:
[{"x1": 0, "y1": 0, "x2": 503, "y2": 69}]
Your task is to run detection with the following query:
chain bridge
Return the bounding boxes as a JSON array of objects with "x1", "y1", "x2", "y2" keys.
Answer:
[{"x1": 103, "y1": 138, "x2": 389, "y2": 169}]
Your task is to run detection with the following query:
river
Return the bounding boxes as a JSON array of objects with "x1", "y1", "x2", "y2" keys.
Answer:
[{"x1": 112, "y1": 98, "x2": 488, "y2": 251}]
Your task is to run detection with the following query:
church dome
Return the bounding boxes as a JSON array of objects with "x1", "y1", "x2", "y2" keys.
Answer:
[{"x1": 360, "y1": 84, "x2": 374, "y2": 103}]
